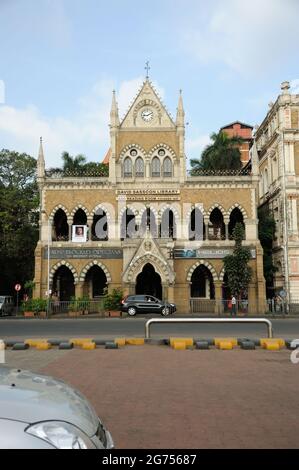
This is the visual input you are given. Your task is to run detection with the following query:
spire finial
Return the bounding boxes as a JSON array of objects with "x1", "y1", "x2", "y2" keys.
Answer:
[
  {"x1": 37, "y1": 136, "x2": 45, "y2": 179},
  {"x1": 145, "y1": 60, "x2": 150, "y2": 79}
]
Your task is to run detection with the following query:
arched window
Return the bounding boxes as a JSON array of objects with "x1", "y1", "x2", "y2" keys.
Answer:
[
  {"x1": 163, "y1": 157, "x2": 172, "y2": 177},
  {"x1": 135, "y1": 157, "x2": 144, "y2": 177},
  {"x1": 124, "y1": 157, "x2": 132, "y2": 178},
  {"x1": 151, "y1": 157, "x2": 161, "y2": 177}
]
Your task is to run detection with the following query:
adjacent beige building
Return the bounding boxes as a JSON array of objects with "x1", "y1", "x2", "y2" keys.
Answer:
[{"x1": 254, "y1": 81, "x2": 299, "y2": 308}]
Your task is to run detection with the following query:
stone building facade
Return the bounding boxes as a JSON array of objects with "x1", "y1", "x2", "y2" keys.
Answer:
[
  {"x1": 34, "y1": 78, "x2": 266, "y2": 314},
  {"x1": 255, "y1": 81, "x2": 299, "y2": 306}
]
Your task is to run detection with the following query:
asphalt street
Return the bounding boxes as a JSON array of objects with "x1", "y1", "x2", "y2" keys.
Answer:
[{"x1": 1, "y1": 316, "x2": 299, "y2": 340}]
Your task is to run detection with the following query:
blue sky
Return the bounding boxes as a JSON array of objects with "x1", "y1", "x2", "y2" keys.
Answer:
[{"x1": 0, "y1": 0, "x2": 298, "y2": 167}]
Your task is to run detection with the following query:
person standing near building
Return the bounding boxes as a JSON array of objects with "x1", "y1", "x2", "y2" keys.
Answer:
[{"x1": 231, "y1": 295, "x2": 237, "y2": 316}]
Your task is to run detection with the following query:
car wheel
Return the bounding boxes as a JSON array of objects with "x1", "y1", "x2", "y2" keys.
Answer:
[
  {"x1": 161, "y1": 307, "x2": 170, "y2": 316},
  {"x1": 127, "y1": 306, "x2": 137, "y2": 316}
]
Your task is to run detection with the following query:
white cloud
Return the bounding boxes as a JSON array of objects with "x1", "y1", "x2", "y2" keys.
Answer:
[
  {"x1": 181, "y1": 0, "x2": 299, "y2": 75},
  {"x1": 0, "y1": 77, "x2": 165, "y2": 167}
]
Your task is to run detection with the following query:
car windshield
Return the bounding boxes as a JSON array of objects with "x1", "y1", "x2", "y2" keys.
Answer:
[{"x1": 0, "y1": 297, "x2": 5, "y2": 306}]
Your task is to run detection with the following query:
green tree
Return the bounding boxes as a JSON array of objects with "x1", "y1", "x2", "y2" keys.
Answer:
[
  {"x1": 223, "y1": 223, "x2": 252, "y2": 298},
  {"x1": 190, "y1": 131, "x2": 243, "y2": 173},
  {"x1": 258, "y1": 207, "x2": 277, "y2": 291},
  {"x1": 83, "y1": 162, "x2": 109, "y2": 176},
  {"x1": 61, "y1": 151, "x2": 86, "y2": 173},
  {"x1": 0, "y1": 149, "x2": 39, "y2": 296}
]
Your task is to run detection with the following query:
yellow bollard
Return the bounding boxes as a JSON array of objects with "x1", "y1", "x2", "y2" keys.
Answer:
[{"x1": 170, "y1": 338, "x2": 193, "y2": 348}]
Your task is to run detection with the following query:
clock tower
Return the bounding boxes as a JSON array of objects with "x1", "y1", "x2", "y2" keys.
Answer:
[{"x1": 108, "y1": 77, "x2": 186, "y2": 184}]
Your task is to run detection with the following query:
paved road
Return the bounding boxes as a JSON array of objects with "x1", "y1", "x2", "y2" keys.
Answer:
[{"x1": 1, "y1": 317, "x2": 299, "y2": 339}]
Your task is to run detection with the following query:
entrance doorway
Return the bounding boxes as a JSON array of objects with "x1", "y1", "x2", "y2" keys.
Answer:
[
  {"x1": 52, "y1": 266, "x2": 75, "y2": 301},
  {"x1": 136, "y1": 263, "x2": 162, "y2": 299}
]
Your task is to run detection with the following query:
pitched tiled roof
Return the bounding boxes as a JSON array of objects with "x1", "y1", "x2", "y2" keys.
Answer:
[{"x1": 102, "y1": 148, "x2": 111, "y2": 164}]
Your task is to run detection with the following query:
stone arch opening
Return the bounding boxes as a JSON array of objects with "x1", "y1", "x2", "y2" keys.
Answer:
[
  {"x1": 52, "y1": 265, "x2": 75, "y2": 301},
  {"x1": 209, "y1": 208, "x2": 225, "y2": 240},
  {"x1": 160, "y1": 208, "x2": 176, "y2": 239},
  {"x1": 189, "y1": 208, "x2": 205, "y2": 241},
  {"x1": 228, "y1": 207, "x2": 245, "y2": 239},
  {"x1": 141, "y1": 208, "x2": 158, "y2": 237},
  {"x1": 190, "y1": 265, "x2": 215, "y2": 299},
  {"x1": 83, "y1": 265, "x2": 108, "y2": 298},
  {"x1": 53, "y1": 208, "x2": 69, "y2": 241},
  {"x1": 120, "y1": 208, "x2": 136, "y2": 239},
  {"x1": 73, "y1": 208, "x2": 87, "y2": 225},
  {"x1": 92, "y1": 209, "x2": 108, "y2": 241},
  {"x1": 136, "y1": 263, "x2": 162, "y2": 299}
]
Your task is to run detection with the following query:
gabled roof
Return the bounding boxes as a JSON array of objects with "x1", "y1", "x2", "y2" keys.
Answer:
[
  {"x1": 220, "y1": 121, "x2": 253, "y2": 130},
  {"x1": 120, "y1": 79, "x2": 175, "y2": 128}
]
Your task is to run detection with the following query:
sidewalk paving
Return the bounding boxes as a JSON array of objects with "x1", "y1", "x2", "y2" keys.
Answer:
[{"x1": 5, "y1": 346, "x2": 299, "y2": 449}]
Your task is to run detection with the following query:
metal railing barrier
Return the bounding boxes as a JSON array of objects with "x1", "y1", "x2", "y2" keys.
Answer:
[{"x1": 145, "y1": 317, "x2": 273, "y2": 339}]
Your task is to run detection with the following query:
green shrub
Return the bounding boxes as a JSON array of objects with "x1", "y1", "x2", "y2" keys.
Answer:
[{"x1": 103, "y1": 289, "x2": 123, "y2": 311}]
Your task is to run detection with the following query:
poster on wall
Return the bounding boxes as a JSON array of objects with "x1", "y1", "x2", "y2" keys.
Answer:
[{"x1": 72, "y1": 225, "x2": 87, "y2": 243}]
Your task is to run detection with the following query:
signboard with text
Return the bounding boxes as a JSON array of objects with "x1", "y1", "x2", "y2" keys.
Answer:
[{"x1": 43, "y1": 247, "x2": 123, "y2": 260}]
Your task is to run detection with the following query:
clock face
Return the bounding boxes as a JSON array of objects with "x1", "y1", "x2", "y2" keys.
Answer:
[{"x1": 141, "y1": 108, "x2": 154, "y2": 122}]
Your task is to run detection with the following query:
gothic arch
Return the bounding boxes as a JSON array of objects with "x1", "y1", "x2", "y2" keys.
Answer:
[
  {"x1": 207, "y1": 203, "x2": 227, "y2": 218},
  {"x1": 79, "y1": 261, "x2": 112, "y2": 283},
  {"x1": 186, "y1": 261, "x2": 218, "y2": 282},
  {"x1": 125, "y1": 254, "x2": 175, "y2": 285},
  {"x1": 49, "y1": 261, "x2": 78, "y2": 284},
  {"x1": 90, "y1": 204, "x2": 112, "y2": 221},
  {"x1": 227, "y1": 204, "x2": 248, "y2": 220},
  {"x1": 70, "y1": 204, "x2": 90, "y2": 218},
  {"x1": 159, "y1": 204, "x2": 180, "y2": 225},
  {"x1": 219, "y1": 267, "x2": 226, "y2": 282},
  {"x1": 49, "y1": 205, "x2": 70, "y2": 221},
  {"x1": 139, "y1": 205, "x2": 159, "y2": 220},
  {"x1": 185, "y1": 204, "x2": 206, "y2": 222},
  {"x1": 148, "y1": 143, "x2": 176, "y2": 159},
  {"x1": 118, "y1": 205, "x2": 139, "y2": 220},
  {"x1": 119, "y1": 144, "x2": 147, "y2": 161}
]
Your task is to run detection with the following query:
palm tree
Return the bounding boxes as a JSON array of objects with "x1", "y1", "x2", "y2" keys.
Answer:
[
  {"x1": 61, "y1": 151, "x2": 86, "y2": 173},
  {"x1": 190, "y1": 131, "x2": 243, "y2": 174}
]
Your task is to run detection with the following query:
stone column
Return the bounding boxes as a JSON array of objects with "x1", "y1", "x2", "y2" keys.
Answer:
[
  {"x1": 87, "y1": 216, "x2": 93, "y2": 242},
  {"x1": 214, "y1": 280, "x2": 223, "y2": 315},
  {"x1": 224, "y1": 217, "x2": 229, "y2": 240},
  {"x1": 75, "y1": 281, "x2": 84, "y2": 299},
  {"x1": 67, "y1": 217, "x2": 73, "y2": 241},
  {"x1": 168, "y1": 285, "x2": 174, "y2": 304},
  {"x1": 248, "y1": 283, "x2": 257, "y2": 315}
]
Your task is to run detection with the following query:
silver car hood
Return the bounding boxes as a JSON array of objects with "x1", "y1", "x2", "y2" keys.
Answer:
[{"x1": 0, "y1": 367, "x2": 99, "y2": 437}]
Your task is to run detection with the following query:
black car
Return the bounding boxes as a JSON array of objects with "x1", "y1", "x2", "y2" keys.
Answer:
[{"x1": 121, "y1": 295, "x2": 176, "y2": 316}]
